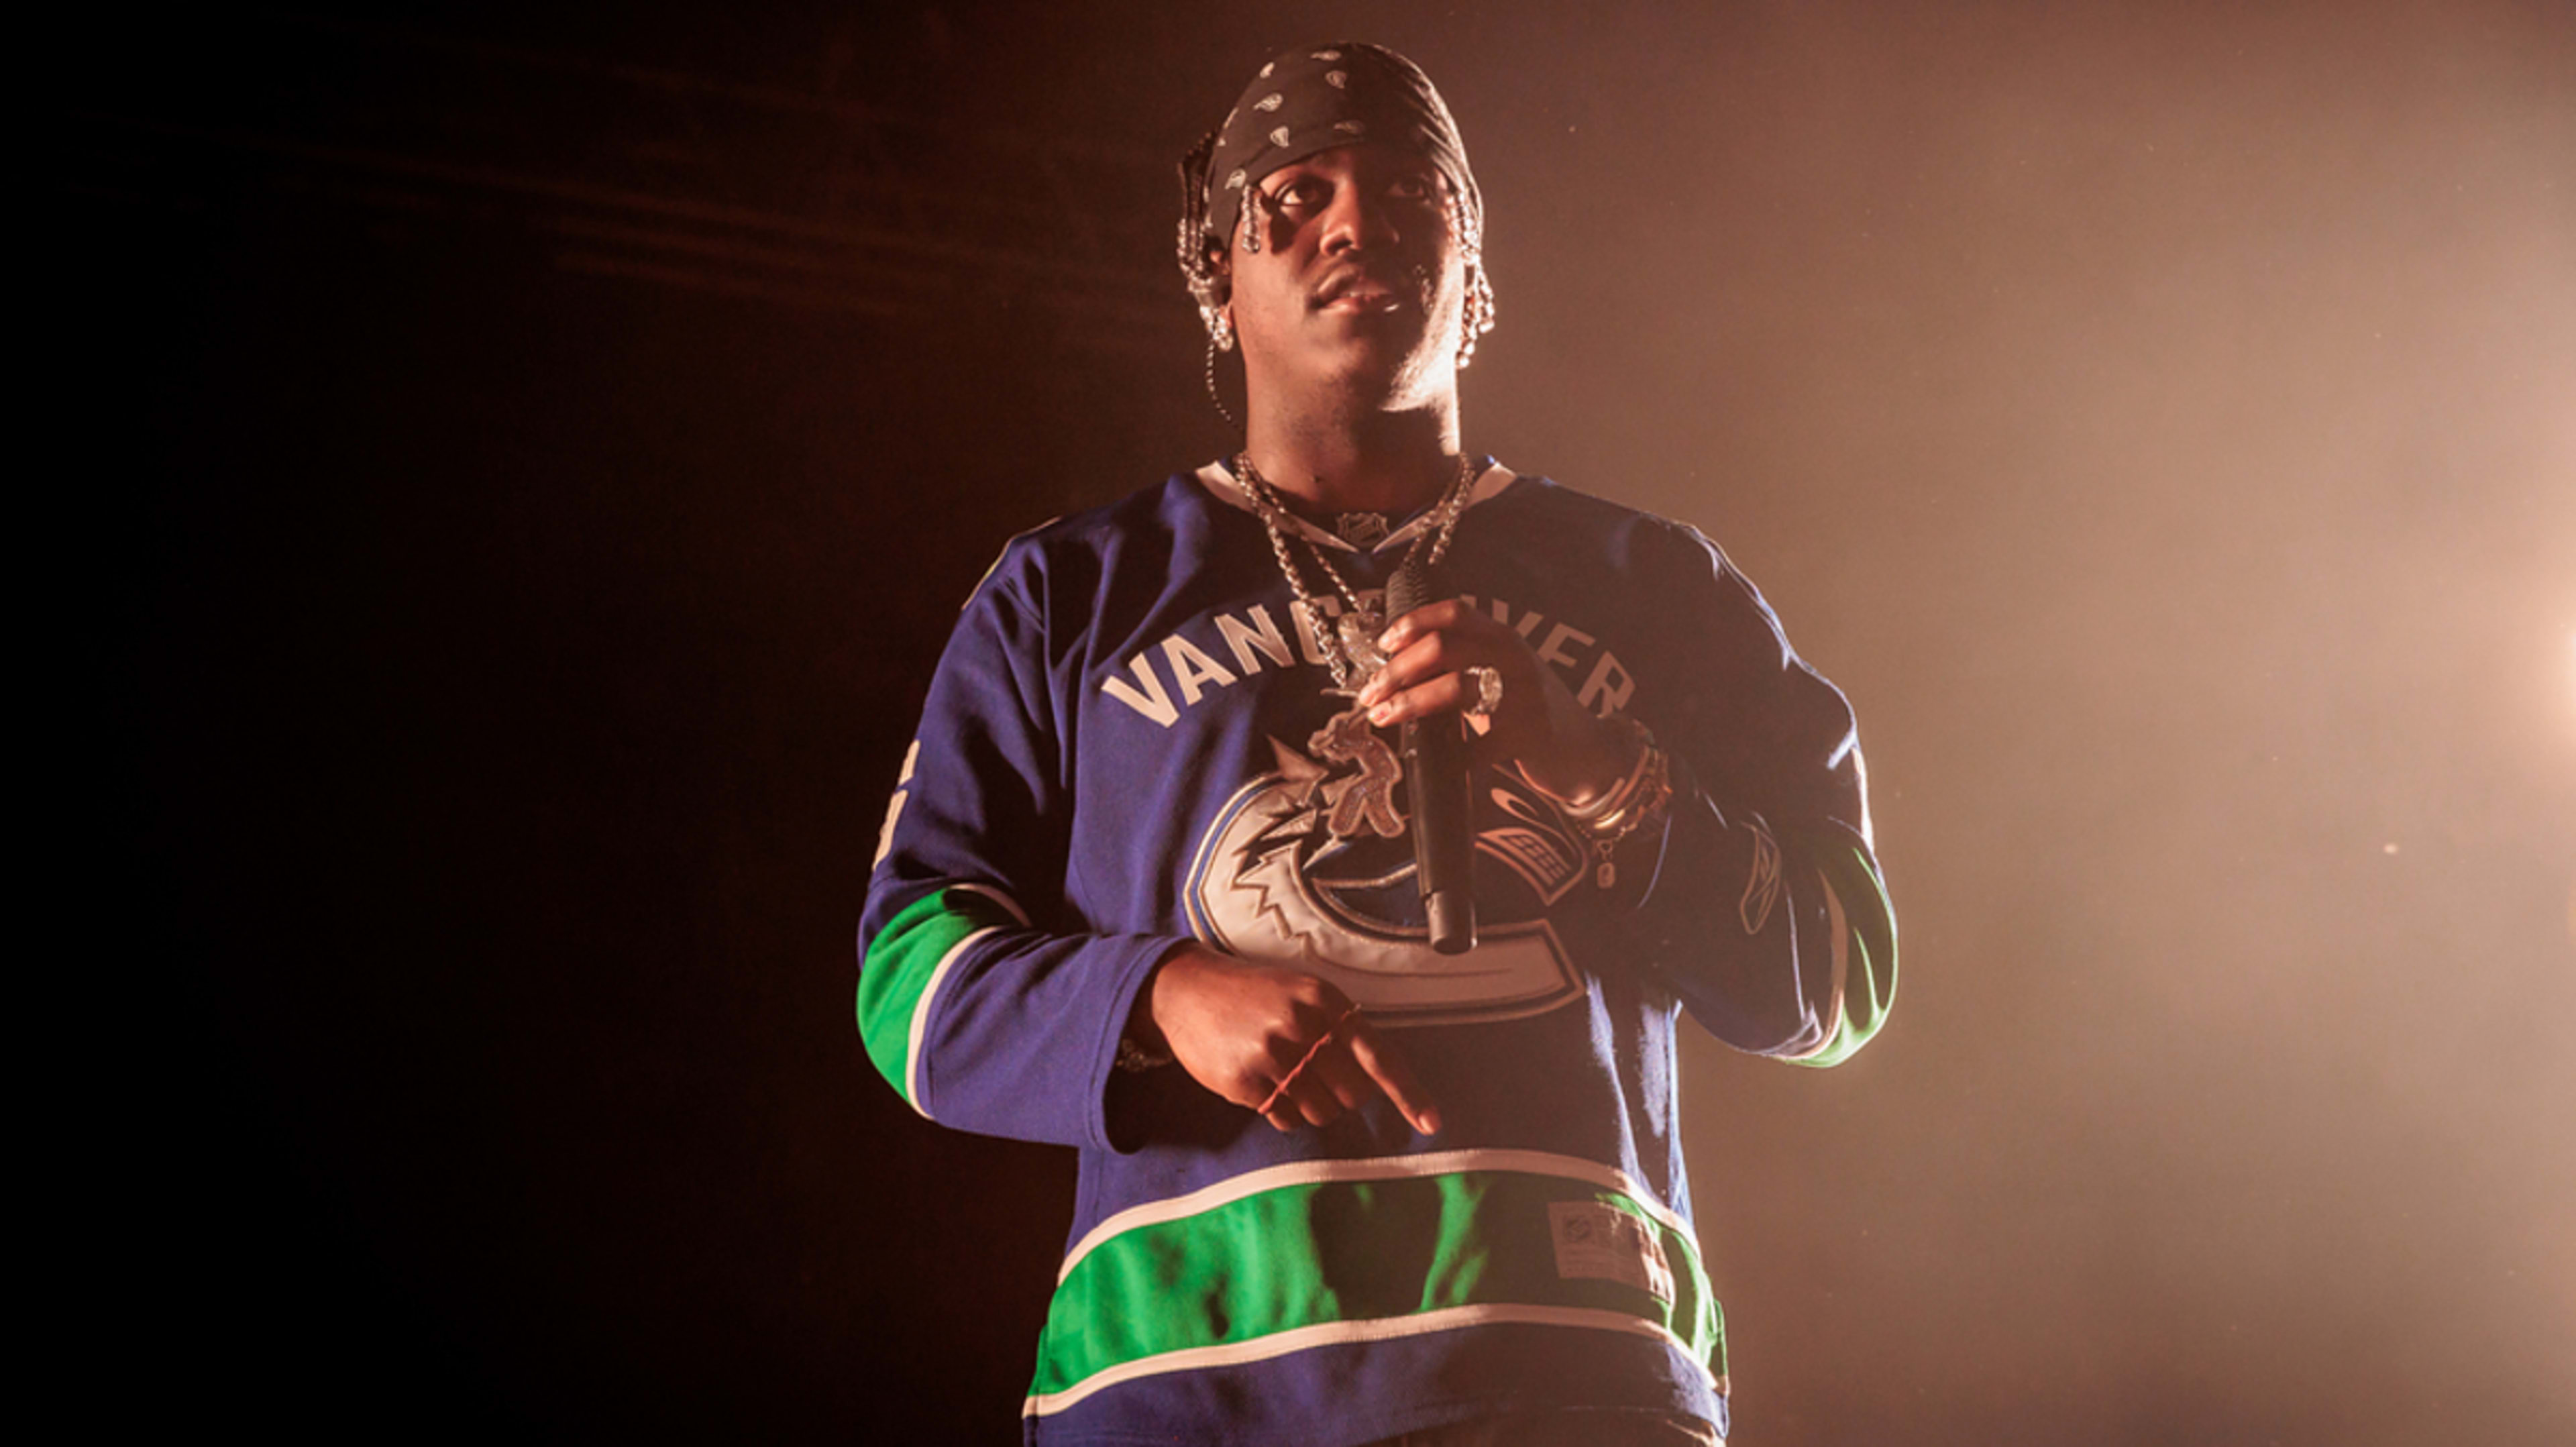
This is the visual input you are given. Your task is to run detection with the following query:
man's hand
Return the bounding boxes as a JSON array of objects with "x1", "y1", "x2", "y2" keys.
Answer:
[
  {"x1": 1136, "y1": 946, "x2": 1441, "y2": 1136},
  {"x1": 1355, "y1": 599, "x2": 1633, "y2": 806}
]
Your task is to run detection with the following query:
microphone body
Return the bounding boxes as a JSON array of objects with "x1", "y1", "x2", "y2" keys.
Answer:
[{"x1": 1386, "y1": 561, "x2": 1478, "y2": 954}]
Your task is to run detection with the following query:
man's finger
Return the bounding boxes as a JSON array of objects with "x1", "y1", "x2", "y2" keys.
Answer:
[
  {"x1": 1307, "y1": 1044, "x2": 1377, "y2": 1114},
  {"x1": 1366, "y1": 673, "x2": 1470, "y2": 729},
  {"x1": 1356, "y1": 627, "x2": 1470, "y2": 708},
  {"x1": 1283, "y1": 1067, "x2": 1346, "y2": 1128},
  {"x1": 1375, "y1": 598, "x2": 1466, "y2": 653},
  {"x1": 1344, "y1": 1018, "x2": 1442, "y2": 1136}
]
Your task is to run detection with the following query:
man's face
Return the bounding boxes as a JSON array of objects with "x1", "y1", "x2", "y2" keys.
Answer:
[{"x1": 1222, "y1": 144, "x2": 1468, "y2": 411}]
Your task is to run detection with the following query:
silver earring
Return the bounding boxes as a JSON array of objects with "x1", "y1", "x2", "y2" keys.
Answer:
[
  {"x1": 1456, "y1": 256, "x2": 1496, "y2": 370},
  {"x1": 1450, "y1": 197, "x2": 1495, "y2": 370},
  {"x1": 1205, "y1": 336, "x2": 1240, "y2": 428}
]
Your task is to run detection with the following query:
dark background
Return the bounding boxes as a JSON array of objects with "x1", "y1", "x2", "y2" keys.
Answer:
[{"x1": 80, "y1": 3, "x2": 2572, "y2": 1442}]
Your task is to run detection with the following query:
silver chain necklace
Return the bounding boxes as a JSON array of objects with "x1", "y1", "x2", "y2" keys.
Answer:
[{"x1": 1224, "y1": 452, "x2": 1481, "y2": 691}]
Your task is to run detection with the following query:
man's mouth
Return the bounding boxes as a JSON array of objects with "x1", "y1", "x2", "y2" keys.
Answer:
[{"x1": 1313, "y1": 271, "x2": 1407, "y2": 311}]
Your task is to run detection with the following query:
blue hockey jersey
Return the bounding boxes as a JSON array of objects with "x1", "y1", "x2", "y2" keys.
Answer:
[{"x1": 858, "y1": 464, "x2": 1895, "y2": 1445}]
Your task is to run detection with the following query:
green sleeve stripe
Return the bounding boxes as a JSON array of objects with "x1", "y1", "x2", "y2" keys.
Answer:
[
  {"x1": 856, "y1": 886, "x2": 1026, "y2": 1115},
  {"x1": 1028, "y1": 1165, "x2": 1721, "y2": 1407},
  {"x1": 1788, "y1": 843, "x2": 1897, "y2": 1069}
]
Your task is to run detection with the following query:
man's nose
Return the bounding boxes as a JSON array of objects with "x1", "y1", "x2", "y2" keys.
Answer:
[{"x1": 1319, "y1": 186, "x2": 1403, "y2": 252}]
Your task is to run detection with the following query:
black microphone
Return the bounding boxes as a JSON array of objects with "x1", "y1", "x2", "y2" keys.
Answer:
[{"x1": 1386, "y1": 559, "x2": 1477, "y2": 955}]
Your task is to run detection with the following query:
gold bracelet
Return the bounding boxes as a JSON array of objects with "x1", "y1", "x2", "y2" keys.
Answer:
[
  {"x1": 1580, "y1": 742, "x2": 1671, "y2": 888},
  {"x1": 1522, "y1": 718, "x2": 1672, "y2": 888},
  {"x1": 1568, "y1": 721, "x2": 1658, "y2": 825}
]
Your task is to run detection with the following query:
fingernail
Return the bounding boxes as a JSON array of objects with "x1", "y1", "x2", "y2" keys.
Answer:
[
  {"x1": 1418, "y1": 1110, "x2": 1442, "y2": 1135},
  {"x1": 1369, "y1": 704, "x2": 1394, "y2": 725},
  {"x1": 1377, "y1": 627, "x2": 1404, "y2": 651}
]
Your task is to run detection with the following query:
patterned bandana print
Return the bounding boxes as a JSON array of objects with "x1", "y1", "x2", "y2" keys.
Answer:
[{"x1": 1198, "y1": 42, "x2": 1481, "y2": 256}]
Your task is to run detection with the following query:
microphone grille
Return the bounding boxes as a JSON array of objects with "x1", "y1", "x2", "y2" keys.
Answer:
[{"x1": 1385, "y1": 558, "x2": 1448, "y2": 619}]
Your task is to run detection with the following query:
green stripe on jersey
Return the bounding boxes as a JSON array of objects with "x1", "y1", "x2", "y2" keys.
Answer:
[
  {"x1": 1792, "y1": 839, "x2": 1898, "y2": 1069},
  {"x1": 1033, "y1": 1168, "x2": 1720, "y2": 1399},
  {"x1": 857, "y1": 887, "x2": 1016, "y2": 1112}
]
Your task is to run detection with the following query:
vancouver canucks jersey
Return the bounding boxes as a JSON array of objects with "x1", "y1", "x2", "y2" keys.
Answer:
[{"x1": 857, "y1": 464, "x2": 1895, "y2": 1446}]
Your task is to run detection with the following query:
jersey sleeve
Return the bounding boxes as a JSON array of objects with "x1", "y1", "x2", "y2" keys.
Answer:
[
  {"x1": 1623, "y1": 524, "x2": 1896, "y2": 1067},
  {"x1": 857, "y1": 541, "x2": 1194, "y2": 1148}
]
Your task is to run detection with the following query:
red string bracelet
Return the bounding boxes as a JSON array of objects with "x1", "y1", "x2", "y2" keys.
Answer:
[{"x1": 1256, "y1": 1004, "x2": 1365, "y2": 1118}]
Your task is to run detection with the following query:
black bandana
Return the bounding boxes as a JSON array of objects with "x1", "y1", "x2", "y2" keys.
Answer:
[{"x1": 1192, "y1": 42, "x2": 1481, "y2": 253}]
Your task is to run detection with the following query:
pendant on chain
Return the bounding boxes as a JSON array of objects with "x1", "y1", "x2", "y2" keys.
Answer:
[
  {"x1": 1334, "y1": 604, "x2": 1391, "y2": 691},
  {"x1": 1225, "y1": 449, "x2": 1478, "y2": 701}
]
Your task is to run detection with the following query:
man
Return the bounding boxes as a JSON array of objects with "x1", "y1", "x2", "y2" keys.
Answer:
[{"x1": 858, "y1": 42, "x2": 1894, "y2": 1446}]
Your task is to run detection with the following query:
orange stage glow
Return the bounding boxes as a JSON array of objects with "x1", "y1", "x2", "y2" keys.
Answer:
[{"x1": 89, "y1": 2, "x2": 2573, "y2": 1440}]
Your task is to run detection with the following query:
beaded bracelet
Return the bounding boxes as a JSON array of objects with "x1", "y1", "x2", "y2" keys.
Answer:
[
  {"x1": 1524, "y1": 717, "x2": 1673, "y2": 888},
  {"x1": 1578, "y1": 743, "x2": 1670, "y2": 888}
]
